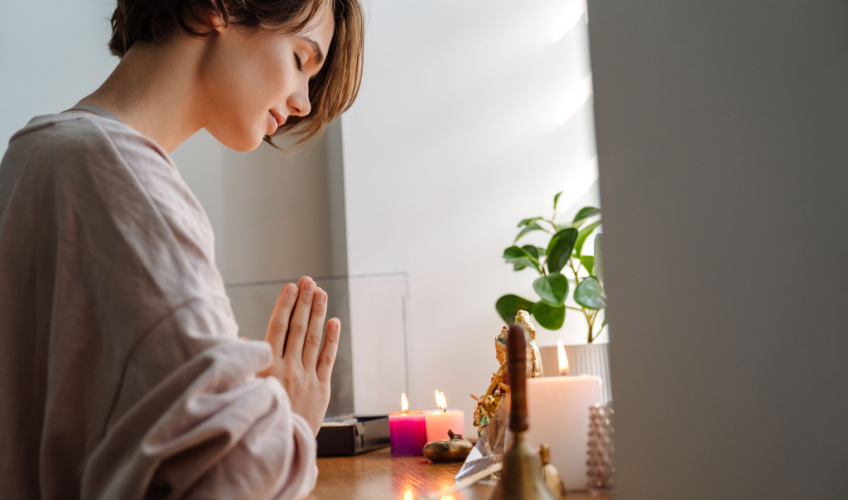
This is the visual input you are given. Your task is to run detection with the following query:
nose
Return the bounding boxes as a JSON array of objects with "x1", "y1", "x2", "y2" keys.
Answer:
[{"x1": 287, "y1": 84, "x2": 312, "y2": 118}]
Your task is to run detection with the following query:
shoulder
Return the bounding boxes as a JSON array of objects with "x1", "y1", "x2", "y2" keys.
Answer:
[
  {"x1": 8, "y1": 112, "x2": 208, "y2": 228},
  {"x1": 8, "y1": 112, "x2": 174, "y2": 181},
  {"x1": 4, "y1": 111, "x2": 216, "y2": 276}
]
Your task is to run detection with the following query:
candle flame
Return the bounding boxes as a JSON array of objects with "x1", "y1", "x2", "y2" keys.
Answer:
[
  {"x1": 403, "y1": 488, "x2": 414, "y2": 500},
  {"x1": 435, "y1": 390, "x2": 447, "y2": 411},
  {"x1": 401, "y1": 393, "x2": 409, "y2": 413},
  {"x1": 557, "y1": 340, "x2": 569, "y2": 376}
]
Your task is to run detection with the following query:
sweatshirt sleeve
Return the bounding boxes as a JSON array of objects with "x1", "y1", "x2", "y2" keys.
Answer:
[{"x1": 80, "y1": 296, "x2": 318, "y2": 500}]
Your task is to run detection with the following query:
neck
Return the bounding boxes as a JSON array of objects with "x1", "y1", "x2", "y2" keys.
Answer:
[{"x1": 78, "y1": 36, "x2": 210, "y2": 153}]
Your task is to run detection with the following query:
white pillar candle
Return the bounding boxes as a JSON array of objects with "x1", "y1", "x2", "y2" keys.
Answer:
[{"x1": 525, "y1": 341, "x2": 603, "y2": 490}]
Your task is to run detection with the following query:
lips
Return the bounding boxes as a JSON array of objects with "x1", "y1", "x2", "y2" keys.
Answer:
[{"x1": 269, "y1": 109, "x2": 286, "y2": 128}]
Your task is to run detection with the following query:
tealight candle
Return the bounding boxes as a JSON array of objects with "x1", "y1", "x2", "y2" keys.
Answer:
[
  {"x1": 526, "y1": 341, "x2": 603, "y2": 490},
  {"x1": 424, "y1": 390, "x2": 465, "y2": 442},
  {"x1": 388, "y1": 393, "x2": 428, "y2": 456}
]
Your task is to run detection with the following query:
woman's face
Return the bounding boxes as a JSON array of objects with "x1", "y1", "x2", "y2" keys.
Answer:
[{"x1": 199, "y1": 6, "x2": 334, "y2": 151}]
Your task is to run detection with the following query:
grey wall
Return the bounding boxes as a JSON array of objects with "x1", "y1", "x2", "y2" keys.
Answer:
[{"x1": 588, "y1": 1, "x2": 848, "y2": 498}]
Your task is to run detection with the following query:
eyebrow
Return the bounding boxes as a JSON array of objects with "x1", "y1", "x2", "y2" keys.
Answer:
[{"x1": 305, "y1": 37, "x2": 325, "y2": 66}]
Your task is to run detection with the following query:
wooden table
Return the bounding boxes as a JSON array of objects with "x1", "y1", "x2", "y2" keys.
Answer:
[{"x1": 307, "y1": 446, "x2": 607, "y2": 500}]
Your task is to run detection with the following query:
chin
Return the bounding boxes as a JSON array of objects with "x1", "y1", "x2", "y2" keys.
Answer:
[
  {"x1": 229, "y1": 138, "x2": 263, "y2": 153},
  {"x1": 212, "y1": 129, "x2": 265, "y2": 153}
]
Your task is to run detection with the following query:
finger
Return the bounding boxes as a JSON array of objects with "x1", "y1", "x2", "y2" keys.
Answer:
[
  {"x1": 302, "y1": 287, "x2": 328, "y2": 369},
  {"x1": 265, "y1": 283, "x2": 298, "y2": 355},
  {"x1": 283, "y1": 276, "x2": 315, "y2": 361},
  {"x1": 316, "y1": 318, "x2": 340, "y2": 383}
]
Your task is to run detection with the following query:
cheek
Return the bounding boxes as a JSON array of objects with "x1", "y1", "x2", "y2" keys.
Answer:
[{"x1": 199, "y1": 35, "x2": 292, "y2": 151}]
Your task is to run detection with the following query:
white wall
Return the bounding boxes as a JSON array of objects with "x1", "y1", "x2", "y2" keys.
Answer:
[
  {"x1": 340, "y1": 0, "x2": 600, "y2": 429},
  {"x1": 0, "y1": 0, "x2": 115, "y2": 154}
]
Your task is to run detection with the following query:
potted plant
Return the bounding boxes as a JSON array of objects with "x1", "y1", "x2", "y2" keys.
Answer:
[
  {"x1": 496, "y1": 192, "x2": 606, "y2": 340},
  {"x1": 495, "y1": 193, "x2": 611, "y2": 400}
]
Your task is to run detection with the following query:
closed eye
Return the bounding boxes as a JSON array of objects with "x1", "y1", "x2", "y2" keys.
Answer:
[{"x1": 294, "y1": 53, "x2": 303, "y2": 72}]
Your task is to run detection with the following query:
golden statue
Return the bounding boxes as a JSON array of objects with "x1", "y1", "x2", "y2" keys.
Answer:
[{"x1": 471, "y1": 311, "x2": 543, "y2": 434}]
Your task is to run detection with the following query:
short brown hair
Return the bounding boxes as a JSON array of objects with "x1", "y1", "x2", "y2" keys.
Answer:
[{"x1": 109, "y1": 0, "x2": 364, "y2": 144}]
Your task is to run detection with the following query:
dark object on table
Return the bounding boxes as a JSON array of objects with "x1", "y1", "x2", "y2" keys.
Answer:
[
  {"x1": 423, "y1": 429, "x2": 474, "y2": 463},
  {"x1": 316, "y1": 415, "x2": 390, "y2": 456},
  {"x1": 489, "y1": 323, "x2": 557, "y2": 500}
]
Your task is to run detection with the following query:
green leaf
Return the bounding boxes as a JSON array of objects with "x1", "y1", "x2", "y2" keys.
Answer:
[
  {"x1": 574, "y1": 220, "x2": 602, "y2": 256},
  {"x1": 533, "y1": 273, "x2": 569, "y2": 306},
  {"x1": 496, "y1": 295, "x2": 535, "y2": 324},
  {"x1": 580, "y1": 255, "x2": 595, "y2": 276},
  {"x1": 553, "y1": 191, "x2": 563, "y2": 210},
  {"x1": 522, "y1": 245, "x2": 540, "y2": 261},
  {"x1": 574, "y1": 277, "x2": 606, "y2": 309},
  {"x1": 572, "y1": 206, "x2": 601, "y2": 227},
  {"x1": 514, "y1": 223, "x2": 546, "y2": 243},
  {"x1": 545, "y1": 228, "x2": 578, "y2": 274},
  {"x1": 531, "y1": 301, "x2": 566, "y2": 330},
  {"x1": 503, "y1": 246, "x2": 540, "y2": 272},
  {"x1": 517, "y1": 217, "x2": 542, "y2": 228},
  {"x1": 594, "y1": 233, "x2": 604, "y2": 284},
  {"x1": 513, "y1": 263, "x2": 527, "y2": 271}
]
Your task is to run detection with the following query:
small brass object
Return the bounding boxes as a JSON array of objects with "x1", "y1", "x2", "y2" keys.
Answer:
[
  {"x1": 540, "y1": 444, "x2": 567, "y2": 498},
  {"x1": 489, "y1": 323, "x2": 557, "y2": 500},
  {"x1": 422, "y1": 429, "x2": 474, "y2": 463}
]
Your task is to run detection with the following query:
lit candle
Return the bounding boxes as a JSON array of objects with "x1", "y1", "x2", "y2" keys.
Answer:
[
  {"x1": 526, "y1": 340, "x2": 603, "y2": 490},
  {"x1": 424, "y1": 390, "x2": 466, "y2": 442},
  {"x1": 389, "y1": 393, "x2": 428, "y2": 456}
]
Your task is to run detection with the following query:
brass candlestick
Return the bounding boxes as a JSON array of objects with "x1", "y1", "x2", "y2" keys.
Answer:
[{"x1": 489, "y1": 323, "x2": 557, "y2": 500}]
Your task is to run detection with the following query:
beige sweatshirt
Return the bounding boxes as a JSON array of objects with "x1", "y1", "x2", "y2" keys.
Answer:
[{"x1": 0, "y1": 110, "x2": 318, "y2": 499}]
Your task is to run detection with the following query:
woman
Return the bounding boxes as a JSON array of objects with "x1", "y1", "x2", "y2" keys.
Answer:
[{"x1": 0, "y1": 0, "x2": 363, "y2": 498}]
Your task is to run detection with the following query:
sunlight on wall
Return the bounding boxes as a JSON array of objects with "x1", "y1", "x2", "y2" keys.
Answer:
[
  {"x1": 549, "y1": 0, "x2": 588, "y2": 44},
  {"x1": 339, "y1": 0, "x2": 601, "y2": 432}
]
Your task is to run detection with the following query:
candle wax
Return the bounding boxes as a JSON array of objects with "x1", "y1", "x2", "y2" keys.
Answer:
[
  {"x1": 526, "y1": 375, "x2": 602, "y2": 490},
  {"x1": 388, "y1": 411, "x2": 428, "y2": 456},
  {"x1": 423, "y1": 409, "x2": 465, "y2": 442}
]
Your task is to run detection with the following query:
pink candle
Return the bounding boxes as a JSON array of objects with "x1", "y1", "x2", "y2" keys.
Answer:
[
  {"x1": 389, "y1": 394, "x2": 428, "y2": 456},
  {"x1": 424, "y1": 390, "x2": 465, "y2": 442}
]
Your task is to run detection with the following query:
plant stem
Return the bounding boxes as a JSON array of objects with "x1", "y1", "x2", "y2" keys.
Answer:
[
  {"x1": 590, "y1": 323, "x2": 606, "y2": 343},
  {"x1": 569, "y1": 259, "x2": 581, "y2": 282},
  {"x1": 565, "y1": 305, "x2": 583, "y2": 312},
  {"x1": 586, "y1": 309, "x2": 601, "y2": 343}
]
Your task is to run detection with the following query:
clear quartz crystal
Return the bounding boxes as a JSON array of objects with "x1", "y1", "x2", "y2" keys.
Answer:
[{"x1": 455, "y1": 393, "x2": 510, "y2": 485}]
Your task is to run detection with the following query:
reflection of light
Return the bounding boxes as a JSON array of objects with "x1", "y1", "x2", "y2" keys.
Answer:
[
  {"x1": 558, "y1": 340, "x2": 569, "y2": 376},
  {"x1": 435, "y1": 390, "x2": 447, "y2": 412},
  {"x1": 555, "y1": 74, "x2": 593, "y2": 127},
  {"x1": 402, "y1": 393, "x2": 409, "y2": 414},
  {"x1": 439, "y1": 496, "x2": 455, "y2": 500},
  {"x1": 554, "y1": 156, "x2": 599, "y2": 213},
  {"x1": 403, "y1": 489, "x2": 414, "y2": 500},
  {"x1": 548, "y1": 0, "x2": 588, "y2": 43}
]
